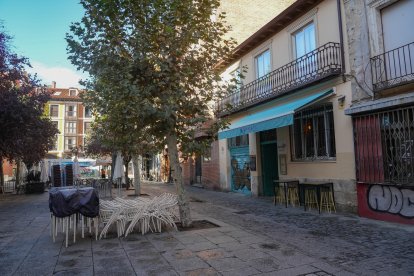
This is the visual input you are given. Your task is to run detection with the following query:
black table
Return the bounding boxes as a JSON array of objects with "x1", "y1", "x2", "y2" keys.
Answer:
[
  {"x1": 273, "y1": 179, "x2": 300, "y2": 208},
  {"x1": 298, "y1": 182, "x2": 335, "y2": 213},
  {"x1": 49, "y1": 186, "x2": 100, "y2": 218}
]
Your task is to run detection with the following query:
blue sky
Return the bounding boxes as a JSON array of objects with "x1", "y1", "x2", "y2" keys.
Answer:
[{"x1": 0, "y1": 0, "x2": 87, "y2": 88}]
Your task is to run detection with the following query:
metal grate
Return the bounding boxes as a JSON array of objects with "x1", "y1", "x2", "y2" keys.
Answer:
[
  {"x1": 353, "y1": 106, "x2": 414, "y2": 185},
  {"x1": 217, "y1": 42, "x2": 342, "y2": 116}
]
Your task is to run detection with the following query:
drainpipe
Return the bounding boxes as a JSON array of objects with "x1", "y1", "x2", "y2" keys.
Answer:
[{"x1": 337, "y1": 0, "x2": 346, "y2": 82}]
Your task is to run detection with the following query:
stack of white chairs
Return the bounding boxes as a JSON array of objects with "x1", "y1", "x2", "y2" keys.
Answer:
[{"x1": 98, "y1": 193, "x2": 178, "y2": 239}]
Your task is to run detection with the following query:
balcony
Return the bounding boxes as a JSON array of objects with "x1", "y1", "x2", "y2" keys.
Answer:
[
  {"x1": 217, "y1": 42, "x2": 342, "y2": 116},
  {"x1": 371, "y1": 42, "x2": 414, "y2": 92}
]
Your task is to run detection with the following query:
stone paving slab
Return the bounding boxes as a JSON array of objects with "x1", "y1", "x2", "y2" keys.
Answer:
[{"x1": 0, "y1": 182, "x2": 413, "y2": 275}]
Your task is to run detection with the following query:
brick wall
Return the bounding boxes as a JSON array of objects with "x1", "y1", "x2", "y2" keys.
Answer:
[
  {"x1": 219, "y1": 0, "x2": 297, "y2": 44},
  {"x1": 201, "y1": 140, "x2": 220, "y2": 190}
]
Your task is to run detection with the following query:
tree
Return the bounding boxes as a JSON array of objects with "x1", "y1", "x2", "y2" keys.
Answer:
[
  {"x1": 67, "y1": 0, "x2": 236, "y2": 227},
  {"x1": 0, "y1": 26, "x2": 59, "y2": 186}
]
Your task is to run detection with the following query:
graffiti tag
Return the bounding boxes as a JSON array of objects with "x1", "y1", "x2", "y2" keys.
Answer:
[{"x1": 368, "y1": 185, "x2": 414, "y2": 218}]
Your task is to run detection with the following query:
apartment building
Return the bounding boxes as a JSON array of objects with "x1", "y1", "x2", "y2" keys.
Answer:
[
  {"x1": 216, "y1": 0, "x2": 357, "y2": 212},
  {"x1": 47, "y1": 82, "x2": 92, "y2": 159},
  {"x1": 181, "y1": 0, "x2": 296, "y2": 189},
  {"x1": 344, "y1": 0, "x2": 414, "y2": 224}
]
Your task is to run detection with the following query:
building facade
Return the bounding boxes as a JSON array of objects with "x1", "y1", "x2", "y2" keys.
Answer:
[
  {"x1": 216, "y1": 0, "x2": 357, "y2": 212},
  {"x1": 344, "y1": 0, "x2": 414, "y2": 224},
  {"x1": 46, "y1": 82, "x2": 92, "y2": 159},
  {"x1": 181, "y1": 0, "x2": 296, "y2": 189}
]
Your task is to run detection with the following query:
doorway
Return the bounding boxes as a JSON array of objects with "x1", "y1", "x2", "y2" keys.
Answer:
[
  {"x1": 260, "y1": 130, "x2": 278, "y2": 196},
  {"x1": 195, "y1": 155, "x2": 202, "y2": 184}
]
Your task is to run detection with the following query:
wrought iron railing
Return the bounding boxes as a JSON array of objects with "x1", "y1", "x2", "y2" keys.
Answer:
[
  {"x1": 371, "y1": 41, "x2": 414, "y2": 92},
  {"x1": 217, "y1": 42, "x2": 342, "y2": 116}
]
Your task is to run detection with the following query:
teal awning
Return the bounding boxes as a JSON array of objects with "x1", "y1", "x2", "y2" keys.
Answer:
[{"x1": 218, "y1": 89, "x2": 334, "y2": 140}]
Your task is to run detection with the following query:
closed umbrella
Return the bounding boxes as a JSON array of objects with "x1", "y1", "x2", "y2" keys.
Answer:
[
  {"x1": 40, "y1": 160, "x2": 49, "y2": 183},
  {"x1": 112, "y1": 151, "x2": 123, "y2": 196},
  {"x1": 73, "y1": 156, "x2": 81, "y2": 181},
  {"x1": 19, "y1": 162, "x2": 28, "y2": 184}
]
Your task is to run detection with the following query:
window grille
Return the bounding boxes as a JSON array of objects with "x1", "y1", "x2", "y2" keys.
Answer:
[
  {"x1": 354, "y1": 106, "x2": 414, "y2": 185},
  {"x1": 292, "y1": 104, "x2": 336, "y2": 161},
  {"x1": 228, "y1": 134, "x2": 249, "y2": 148}
]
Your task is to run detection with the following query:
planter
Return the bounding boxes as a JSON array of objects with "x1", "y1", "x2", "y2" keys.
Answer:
[{"x1": 25, "y1": 182, "x2": 45, "y2": 194}]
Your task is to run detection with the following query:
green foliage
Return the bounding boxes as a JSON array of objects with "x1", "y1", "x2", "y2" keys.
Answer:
[
  {"x1": 66, "y1": 0, "x2": 237, "y2": 157},
  {"x1": 0, "y1": 26, "x2": 59, "y2": 168}
]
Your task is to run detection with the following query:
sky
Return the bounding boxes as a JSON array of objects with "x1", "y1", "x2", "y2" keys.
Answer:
[{"x1": 0, "y1": 0, "x2": 87, "y2": 88}]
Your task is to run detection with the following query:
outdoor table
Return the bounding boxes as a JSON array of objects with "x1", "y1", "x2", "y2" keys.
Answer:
[
  {"x1": 298, "y1": 181, "x2": 335, "y2": 214},
  {"x1": 273, "y1": 179, "x2": 300, "y2": 208},
  {"x1": 49, "y1": 186, "x2": 99, "y2": 218}
]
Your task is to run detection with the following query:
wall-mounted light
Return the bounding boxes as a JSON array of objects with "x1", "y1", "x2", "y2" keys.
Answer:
[{"x1": 338, "y1": 95, "x2": 346, "y2": 108}]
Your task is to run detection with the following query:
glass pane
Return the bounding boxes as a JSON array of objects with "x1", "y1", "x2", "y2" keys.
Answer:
[
  {"x1": 317, "y1": 115, "x2": 327, "y2": 156},
  {"x1": 304, "y1": 23, "x2": 316, "y2": 52},
  {"x1": 328, "y1": 111, "x2": 336, "y2": 157},
  {"x1": 295, "y1": 31, "x2": 305, "y2": 58},
  {"x1": 293, "y1": 119, "x2": 302, "y2": 159},
  {"x1": 304, "y1": 118, "x2": 314, "y2": 158},
  {"x1": 256, "y1": 50, "x2": 270, "y2": 78}
]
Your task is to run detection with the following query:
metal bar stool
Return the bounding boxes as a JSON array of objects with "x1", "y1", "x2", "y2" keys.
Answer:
[{"x1": 320, "y1": 186, "x2": 336, "y2": 212}]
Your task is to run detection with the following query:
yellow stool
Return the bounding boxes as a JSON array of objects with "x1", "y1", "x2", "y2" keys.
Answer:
[
  {"x1": 320, "y1": 187, "x2": 336, "y2": 213},
  {"x1": 304, "y1": 188, "x2": 319, "y2": 211},
  {"x1": 287, "y1": 186, "x2": 300, "y2": 207},
  {"x1": 274, "y1": 186, "x2": 286, "y2": 205}
]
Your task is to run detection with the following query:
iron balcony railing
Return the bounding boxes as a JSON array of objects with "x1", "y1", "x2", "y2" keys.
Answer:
[
  {"x1": 371, "y1": 41, "x2": 414, "y2": 92},
  {"x1": 217, "y1": 42, "x2": 342, "y2": 116}
]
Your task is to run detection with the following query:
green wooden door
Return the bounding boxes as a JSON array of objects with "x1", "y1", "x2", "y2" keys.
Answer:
[{"x1": 260, "y1": 142, "x2": 278, "y2": 196}]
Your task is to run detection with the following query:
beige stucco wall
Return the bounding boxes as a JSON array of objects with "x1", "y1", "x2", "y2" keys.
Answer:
[
  {"x1": 223, "y1": 0, "x2": 343, "y2": 85},
  {"x1": 219, "y1": 0, "x2": 357, "y2": 210}
]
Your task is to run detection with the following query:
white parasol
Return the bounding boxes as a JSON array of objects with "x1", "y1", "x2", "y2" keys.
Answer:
[
  {"x1": 112, "y1": 151, "x2": 123, "y2": 181},
  {"x1": 40, "y1": 160, "x2": 49, "y2": 183},
  {"x1": 73, "y1": 156, "x2": 81, "y2": 180}
]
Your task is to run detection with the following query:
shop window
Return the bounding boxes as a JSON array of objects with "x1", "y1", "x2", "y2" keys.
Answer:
[
  {"x1": 228, "y1": 134, "x2": 249, "y2": 148},
  {"x1": 292, "y1": 104, "x2": 336, "y2": 160}
]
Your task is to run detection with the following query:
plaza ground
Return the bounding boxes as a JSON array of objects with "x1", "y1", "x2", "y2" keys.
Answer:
[{"x1": 0, "y1": 182, "x2": 413, "y2": 275}]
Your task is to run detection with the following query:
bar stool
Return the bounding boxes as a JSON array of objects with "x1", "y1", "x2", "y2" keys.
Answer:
[
  {"x1": 304, "y1": 187, "x2": 319, "y2": 211},
  {"x1": 274, "y1": 185, "x2": 286, "y2": 205},
  {"x1": 287, "y1": 184, "x2": 300, "y2": 207},
  {"x1": 320, "y1": 186, "x2": 336, "y2": 212}
]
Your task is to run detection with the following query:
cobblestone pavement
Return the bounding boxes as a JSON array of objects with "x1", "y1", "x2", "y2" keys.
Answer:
[{"x1": 0, "y1": 182, "x2": 413, "y2": 276}]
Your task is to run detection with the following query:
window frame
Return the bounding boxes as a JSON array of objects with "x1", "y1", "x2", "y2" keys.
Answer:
[
  {"x1": 291, "y1": 104, "x2": 336, "y2": 161},
  {"x1": 255, "y1": 49, "x2": 271, "y2": 79},
  {"x1": 65, "y1": 121, "x2": 77, "y2": 134},
  {"x1": 64, "y1": 137, "x2": 76, "y2": 151},
  {"x1": 50, "y1": 105, "x2": 59, "y2": 117},
  {"x1": 84, "y1": 122, "x2": 91, "y2": 135},
  {"x1": 84, "y1": 106, "x2": 92, "y2": 118},
  {"x1": 292, "y1": 21, "x2": 316, "y2": 59},
  {"x1": 65, "y1": 104, "x2": 77, "y2": 117},
  {"x1": 69, "y1": 89, "x2": 77, "y2": 96}
]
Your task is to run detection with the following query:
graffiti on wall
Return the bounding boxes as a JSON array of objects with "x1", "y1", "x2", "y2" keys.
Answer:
[
  {"x1": 231, "y1": 158, "x2": 251, "y2": 191},
  {"x1": 368, "y1": 185, "x2": 414, "y2": 218}
]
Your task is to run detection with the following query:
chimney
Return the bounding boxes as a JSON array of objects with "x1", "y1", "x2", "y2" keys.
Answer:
[{"x1": 51, "y1": 81, "x2": 56, "y2": 88}]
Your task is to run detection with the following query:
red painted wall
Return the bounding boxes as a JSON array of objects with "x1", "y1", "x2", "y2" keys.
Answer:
[{"x1": 357, "y1": 182, "x2": 414, "y2": 225}]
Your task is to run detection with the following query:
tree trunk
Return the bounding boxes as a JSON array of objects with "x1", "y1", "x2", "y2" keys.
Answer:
[
  {"x1": 132, "y1": 154, "x2": 141, "y2": 196},
  {"x1": 0, "y1": 159, "x2": 4, "y2": 190},
  {"x1": 123, "y1": 155, "x2": 132, "y2": 189},
  {"x1": 166, "y1": 132, "x2": 192, "y2": 227},
  {"x1": 111, "y1": 152, "x2": 116, "y2": 180},
  {"x1": 15, "y1": 160, "x2": 21, "y2": 186}
]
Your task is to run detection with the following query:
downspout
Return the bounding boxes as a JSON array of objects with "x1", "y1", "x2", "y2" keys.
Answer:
[{"x1": 337, "y1": 0, "x2": 347, "y2": 82}]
